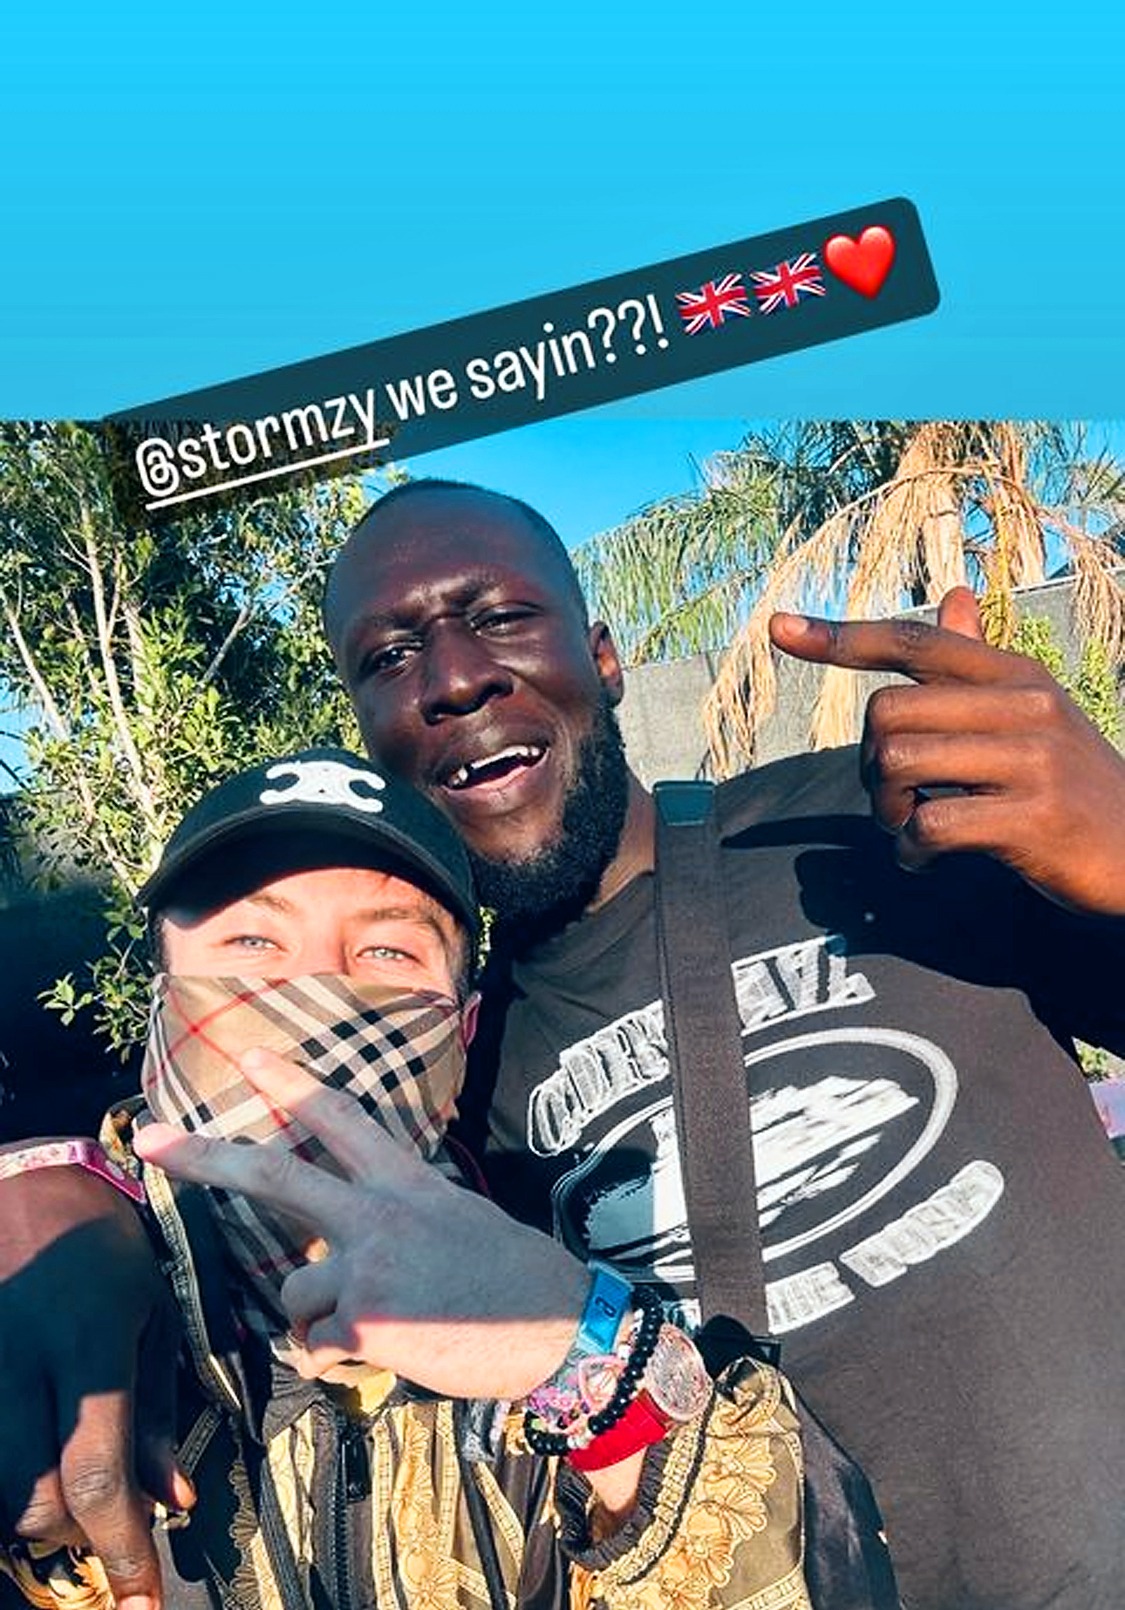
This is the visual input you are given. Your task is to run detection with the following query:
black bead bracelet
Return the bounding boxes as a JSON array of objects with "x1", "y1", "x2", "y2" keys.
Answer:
[{"x1": 523, "y1": 1282, "x2": 665, "y2": 1456}]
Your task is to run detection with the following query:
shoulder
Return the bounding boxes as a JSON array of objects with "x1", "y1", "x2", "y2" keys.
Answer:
[{"x1": 714, "y1": 746, "x2": 865, "y2": 838}]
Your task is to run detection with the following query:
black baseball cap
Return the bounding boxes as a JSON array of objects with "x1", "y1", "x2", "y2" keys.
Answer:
[{"x1": 138, "y1": 747, "x2": 479, "y2": 942}]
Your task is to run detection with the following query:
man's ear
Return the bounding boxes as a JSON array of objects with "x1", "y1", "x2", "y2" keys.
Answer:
[
  {"x1": 459, "y1": 990, "x2": 482, "y2": 1049},
  {"x1": 589, "y1": 622, "x2": 625, "y2": 707}
]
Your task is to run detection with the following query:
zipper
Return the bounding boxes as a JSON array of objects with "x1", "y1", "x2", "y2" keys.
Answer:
[
  {"x1": 341, "y1": 1415, "x2": 372, "y2": 1503},
  {"x1": 142, "y1": 1161, "x2": 242, "y2": 1412},
  {"x1": 315, "y1": 1403, "x2": 374, "y2": 1610}
]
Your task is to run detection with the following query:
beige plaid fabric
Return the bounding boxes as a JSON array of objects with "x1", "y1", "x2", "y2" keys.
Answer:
[{"x1": 141, "y1": 974, "x2": 465, "y2": 1331}]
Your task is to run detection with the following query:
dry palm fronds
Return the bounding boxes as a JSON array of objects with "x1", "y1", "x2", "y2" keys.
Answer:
[
  {"x1": 1065, "y1": 526, "x2": 1125, "y2": 666},
  {"x1": 703, "y1": 423, "x2": 1074, "y2": 776}
]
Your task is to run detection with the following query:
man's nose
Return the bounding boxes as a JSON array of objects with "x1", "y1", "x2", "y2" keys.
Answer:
[
  {"x1": 420, "y1": 622, "x2": 514, "y2": 723},
  {"x1": 299, "y1": 936, "x2": 350, "y2": 974}
]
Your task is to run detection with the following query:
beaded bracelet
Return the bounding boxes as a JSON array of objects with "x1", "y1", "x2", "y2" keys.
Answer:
[
  {"x1": 523, "y1": 1282, "x2": 665, "y2": 1456},
  {"x1": 527, "y1": 1302, "x2": 645, "y2": 1437}
]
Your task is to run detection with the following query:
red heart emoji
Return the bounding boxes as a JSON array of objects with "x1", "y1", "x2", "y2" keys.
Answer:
[{"x1": 823, "y1": 226, "x2": 896, "y2": 298}]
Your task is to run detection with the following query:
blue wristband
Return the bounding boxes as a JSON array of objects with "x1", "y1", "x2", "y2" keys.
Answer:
[
  {"x1": 526, "y1": 1262, "x2": 634, "y2": 1433},
  {"x1": 573, "y1": 1262, "x2": 633, "y2": 1356}
]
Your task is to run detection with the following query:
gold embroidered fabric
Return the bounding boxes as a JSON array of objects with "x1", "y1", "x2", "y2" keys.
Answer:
[
  {"x1": 0, "y1": 1131, "x2": 817, "y2": 1610},
  {"x1": 563, "y1": 1366, "x2": 813, "y2": 1610},
  {"x1": 0, "y1": 1546, "x2": 112, "y2": 1610},
  {"x1": 0, "y1": 1370, "x2": 812, "y2": 1610}
]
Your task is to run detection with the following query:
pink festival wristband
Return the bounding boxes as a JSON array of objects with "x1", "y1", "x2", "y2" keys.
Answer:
[{"x1": 0, "y1": 1138, "x2": 146, "y2": 1203}]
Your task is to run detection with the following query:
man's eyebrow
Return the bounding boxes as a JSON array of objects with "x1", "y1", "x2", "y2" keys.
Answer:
[
  {"x1": 350, "y1": 901, "x2": 455, "y2": 946},
  {"x1": 345, "y1": 578, "x2": 523, "y2": 641},
  {"x1": 238, "y1": 891, "x2": 295, "y2": 915},
  {"x1": 230, "y1": 892, "x2": 452, "y2": 936}
]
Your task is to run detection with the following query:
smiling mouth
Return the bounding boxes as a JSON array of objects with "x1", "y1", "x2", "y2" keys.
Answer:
[{"x1": 443, "y1": 744, "x2": 546, "y2": 791}]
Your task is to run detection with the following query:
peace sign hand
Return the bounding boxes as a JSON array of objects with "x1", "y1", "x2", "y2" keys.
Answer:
[{"x1": 134, "y1": 1049, "x2": 589, "y2": 1401}]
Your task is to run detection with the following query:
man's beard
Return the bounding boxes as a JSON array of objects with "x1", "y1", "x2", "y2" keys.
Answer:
[{"x1": 468, "y1": 692, "x2": 631, "y2": 946}]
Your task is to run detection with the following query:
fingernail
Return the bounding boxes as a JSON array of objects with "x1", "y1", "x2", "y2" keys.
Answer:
[{"x1": 773, "y1": 611, "x2": 811, "y2": 635}]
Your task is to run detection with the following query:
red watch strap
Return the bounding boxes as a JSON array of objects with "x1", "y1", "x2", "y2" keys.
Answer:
[{"x1": 566, "y1": 1391, "x2": 669, "y2": 1471}]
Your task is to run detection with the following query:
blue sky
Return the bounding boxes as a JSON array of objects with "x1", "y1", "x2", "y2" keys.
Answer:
[
  {"x1": 412, "y1": 415, "x2": 752, "y2": 547},
  {"x1": 2, "y1": 4, "x2": 1124, "y2": 417}
]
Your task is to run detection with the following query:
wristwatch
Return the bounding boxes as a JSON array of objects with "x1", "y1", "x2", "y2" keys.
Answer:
[{"x1": 568, "y1": 1323, "x2": 712, "y2": 1471}]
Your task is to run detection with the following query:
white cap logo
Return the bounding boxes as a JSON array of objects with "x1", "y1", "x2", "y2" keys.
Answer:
[{"x1": 259, "y1": 759, "x2": 386, "y2": 814}]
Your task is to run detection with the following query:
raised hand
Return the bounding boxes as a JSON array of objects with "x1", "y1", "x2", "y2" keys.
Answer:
[
  {"x1": 770, "y1": 587, "x2": 1125, "y2": 916},
  {"x1": 0, "y1": 1161, "x2": 193, "y2": 1610},
  {"x1": 134, "y1": 1049, "x2": 590, "y2": 1401}
]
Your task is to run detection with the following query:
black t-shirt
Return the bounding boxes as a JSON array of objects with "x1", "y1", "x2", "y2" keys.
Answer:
[{"x1": 466, "y1": 747, "x2": 1125, "y2": 1610}]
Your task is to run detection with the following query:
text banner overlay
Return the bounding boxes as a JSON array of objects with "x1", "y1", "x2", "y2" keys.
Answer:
[{"x1": 111, "y1": 198, "x2": 938, "y2": 512}]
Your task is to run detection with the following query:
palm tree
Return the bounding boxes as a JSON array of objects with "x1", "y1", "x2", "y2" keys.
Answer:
[{"x1": 572, "y1": 421, "x2": 1125, "y2": 775}]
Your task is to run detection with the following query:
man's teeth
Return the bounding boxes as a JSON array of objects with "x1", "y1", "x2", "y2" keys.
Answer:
[{"x1": 447, "y1": 745, "x2": 545, "y2": 789}]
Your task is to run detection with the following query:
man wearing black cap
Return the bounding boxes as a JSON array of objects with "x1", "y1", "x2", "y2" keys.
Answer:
[{"x1": 2, "y1": 747, "x2": 812, "y2": 1610}]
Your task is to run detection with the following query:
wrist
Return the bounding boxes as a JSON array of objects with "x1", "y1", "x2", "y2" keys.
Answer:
[
  {"x1": 500, "y1": 1252, "x2": 600, "y2": 1398},
  {"x1": 585, "y1": 1448, "x2": 647, "y2": 1537},
  {"x1": 1, "y1": 1145, "x2": 156, "y2": 1285},
  {"x1": 524, "y1": 1280, "x2": 667, "y2": 1457},
  {"x1": 524, "y1": 1262, "x2": 635, "y2": 1424}
]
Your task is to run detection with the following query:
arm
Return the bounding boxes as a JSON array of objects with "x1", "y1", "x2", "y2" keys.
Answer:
[
  {"x1": 770, "y1": 587, "x2": 1125, "y2": 917},
  {"x1": 0, "y1": 1147, "x2": 192, "y2": 1610},
  {"x1": 134, "y1": 1061, "x2": 841, "y2": 1603},
  {"x1": 554, "y1": 1357, "x2": 810, "y2": 1607}
]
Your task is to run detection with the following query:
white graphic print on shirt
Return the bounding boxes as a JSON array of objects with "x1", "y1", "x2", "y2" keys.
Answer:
[{"x1": 527, "y1": 934, "x2": 1004, "y2": 1333}]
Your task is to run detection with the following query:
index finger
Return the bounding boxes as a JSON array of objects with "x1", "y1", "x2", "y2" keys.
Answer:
[
  {"x1": 768, "y1": 611, "x2": 1013, "y2": 686},
  {"x1": 235, "y1": 1047, "x2": 430, "y2": 1190}
]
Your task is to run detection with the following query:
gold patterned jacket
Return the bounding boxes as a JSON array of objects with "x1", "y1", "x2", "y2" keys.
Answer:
[{"x1": 0, "y1": 1145, "x2": 814, "y2": 1610}]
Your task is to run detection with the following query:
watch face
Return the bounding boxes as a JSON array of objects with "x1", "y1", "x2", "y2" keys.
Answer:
[{"x1": 644, "y1": 1325, "x2": 712, "y2": 1422}]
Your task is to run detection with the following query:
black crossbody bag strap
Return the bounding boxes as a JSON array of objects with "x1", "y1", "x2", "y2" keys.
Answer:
[
  {"x1": 653, "y1": 782, "x2": 901, "y2": 1610},
  {"x1": 653, "y1": 780, "x2": 772, "y2": 1341}
]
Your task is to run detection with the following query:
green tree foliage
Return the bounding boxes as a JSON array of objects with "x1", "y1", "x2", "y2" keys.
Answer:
[
  {"x1": 0, "y1": 422, "x2": 367, "y2": 1050},
  {"x1": 571, "y1": 446, "x2": 782, "y2": 665},
  {"x1": 1074, "y1": 639, "x2": 1122, "y2": 748},
  {"x1": 1010, "y1": 615, "x2": 1121, "y2": 747}
]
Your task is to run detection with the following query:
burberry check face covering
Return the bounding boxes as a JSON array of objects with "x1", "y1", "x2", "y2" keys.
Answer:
[{"x1": 141, "y1": 973, "x2": 466, "y2": 1327}]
